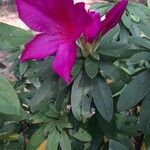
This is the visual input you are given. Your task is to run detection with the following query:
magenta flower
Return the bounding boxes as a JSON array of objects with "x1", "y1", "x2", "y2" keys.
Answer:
[
  {"x1": 100, "y1": 0, "x2": 128, "y2": 36},
  {"x1": 83, "y1": 0, "x2": 128, "y2": 41},
  {"x1": 16, "y1": 0, "x2": 127, "y2": 83},
  {"x1": 83, "y1": 11, "x2": 101, "y2": 43}
]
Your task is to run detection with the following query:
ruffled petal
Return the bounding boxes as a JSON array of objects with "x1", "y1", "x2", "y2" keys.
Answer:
[
  {"x1": 83, "y1": 11, "x2": 101, "y2": 43},
  {"x1": 100, "y1": 0, "x2": 128, "y2": 36},
  {"x1": 52, "y1": 43, "x2": 77, "y2": 83},
  {"x1": 20, "y1": 33, "x2": 63, "y2": 62}
]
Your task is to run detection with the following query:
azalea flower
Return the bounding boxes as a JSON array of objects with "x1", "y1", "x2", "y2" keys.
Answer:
[{"x1": 16, "y1": 0, "x2": 128, "y2": 83}]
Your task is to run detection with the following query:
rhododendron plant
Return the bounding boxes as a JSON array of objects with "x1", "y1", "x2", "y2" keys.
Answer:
[
  {"x1": 16, "y1": 0, "x2": 128, "y2": 83},
  {"x1": 1, "y1": 0, "x2": 150, "y2": 149}
]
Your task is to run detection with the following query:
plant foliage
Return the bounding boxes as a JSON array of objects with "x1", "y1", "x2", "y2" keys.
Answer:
[{"x1": 0, "y1": 0, "x2": 150, "y2": 149}]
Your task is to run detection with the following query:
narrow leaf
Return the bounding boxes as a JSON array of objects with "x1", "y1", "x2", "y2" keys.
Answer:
[
  {"x1": 118, "y1": 70, "x2": 150, "y2": 111},
  {"x1": 92, "y1": 77, "x2": 113, "y2": 121},
  {"x1": 71, "y1": 71, "x2": 92, "y2": 121},
  {"x1": 139, "y1": 92, "x2": 150, "y2": 135},
  {"x1": 47, "y1": 128, "x2": 60, "y2": 150},
  {"x1": 60, "y1": 131, "x2": 71, "y2": 150}
]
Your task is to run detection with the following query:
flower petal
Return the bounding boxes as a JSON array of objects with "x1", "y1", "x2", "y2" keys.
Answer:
[
  {"x1": 83, "y1": 11, "x2": 101, "y2": 43},
  {"x1": 100, "y1": 0, "x2": 128, "y2": 36},
  {"x1": 16, "y1": 0, "x2": 92, "y2": 41},
  {"x1": 15, "y1": 0, "x2": 61, "y2": 34},
  {"x1": 72, "y1": 3, "x2": 93, "y2": 39},
  {"x1": 20, "y1": 33, "x2": 63, "y2": 62},
  {"x1": 52, "y1": 43, "x2": 77, "y2": 83}
]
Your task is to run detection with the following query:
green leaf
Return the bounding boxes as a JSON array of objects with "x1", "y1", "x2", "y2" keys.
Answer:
[
  {"x1": 90, "y1": 2, "x2": 109, "y2": 10},
  {"x1": 26, "y1": 126, "x2": 45, "y2": 150},
  {"x1": 87, "y1": 115, "x2": 103, "y2": 150},
  {"x1": 130, "y1": 24, "x2": 140, "y2": 36},
  {"x1": 127, "y1": 7, "x2": 140, "y2": 22},
  {"x1": 101, "y1": 25, "x2": 120, "y2": 45},
  {"x1": 99, "y1": 42, "x2": 130, "y2": 58},
  {"x1": 60, "y1": 131, "x2": 71, "y2": 150},
  {"x1": 139, "y1": 92, "x2": 150, "y2": 135},
  {"x1": 122, "y1": 12, "x2": 132, "y2": 29},
  {"x1": 128, "y1": 52, "x2": 150, "y2": 64},
  {"x1": 47, "y1": 128, "x2": 60, "y2": 150},
  {"x1": 0, "y1": 23, "x2": 33, "y2": 51},
  {"x1": 0, "y1": 122, "x2": 18, "y2": 141},
  {"x1": 92, "y1": 77, "x2": 113, "y2": 121},
  {"x1": 118, "y1": 70, "x2": 150, "y2": 111},
  {"x1": 55, "y1": 117, "x2": 72, "y2": 132},
  {"x1": 109, "y1": 139, "x2": 128, "y2": 150},
  {"x1": 85, "y1": 58, "x2": 98, "y2": 79},
  {"x1": 72, "y1": 128, "x2": 92, "y2": 142},
  {"x1": 72, "y1": 59, "x2": 84, "y2": 79},
  {"x1": 0, "y1": 75, "x2": 20, "y2": 115},
  {"x1": 99, "y1": 63, "x2": 131, "y2": 83},
  {"x1": 25, "y1": 58, "x2": 52, "y2": 78},
  {"x1": 147, "y1": 0, "x2": 150, "y2": 8},
  {"x1": 43, "y1": 121, "x2": 56, "y2": 136},
  {"x1": 121, "y1": 126, "x2": 139, "y2": 137},
  {"x1": 97, "y1": 114, "x2": 117, "y2": 139},
  {"x1": 96, "y1": 4, "x2": 112, "y2": 16},
  {"x1": 129, "y1": 2, "x2": 150, "y2": 14},
  {"x1": 30, "y1": 78, "x2": 58, "y2": 111},
  {"x1": 145, "y1": 135, "x2": 150, "y2": 149},
  {"x1": 45, "y1": 104, "x2": 59, "y2": 118},
  {"x1": 129, "y1": 36, "x2": 150, "y2": 49},
  {"x1": 55, "y1": 87, "x2": 69, "y2": 111},
  {"x1": 71, "y1": 71, "x2": 92, "y2": 121},
  {"x1": 116, "y1": 114, "x2": 138, "y2": 136},
  {"x1": 117, "y1": 134, "x2": 134, "y2": 150},
  {"x1": 100, "y1": 48, "x2": 121, "y2": 58},
  {"x1": 19, "y1": 62, "x2": 28, "y2": 75},
  {"x1": 127, "y1": 5, "x2": 146, "y2": 21},
  {"x1": 138, "y1": 24, "x2": 150, "y2": 38},
  {"x1": 91, "y1": 52, "x2": 100, "y2": 60}
]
